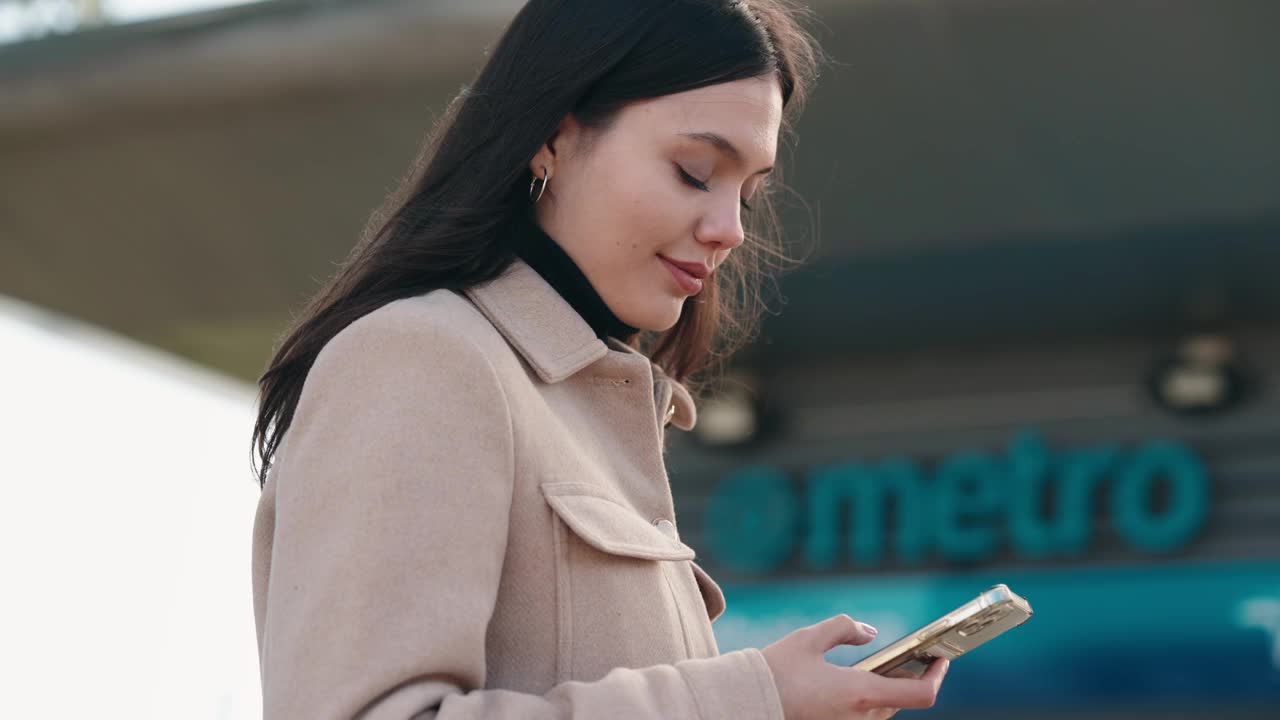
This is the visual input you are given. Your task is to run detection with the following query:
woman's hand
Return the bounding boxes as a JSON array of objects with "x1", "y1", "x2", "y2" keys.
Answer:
[{"x1": 760, "y1": 614, "x2": 949, "y2": 720}]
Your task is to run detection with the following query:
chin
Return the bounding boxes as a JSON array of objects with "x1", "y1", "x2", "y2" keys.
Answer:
[{"x1": 620, "y1": 302, "x2": 683, "y2": 334}]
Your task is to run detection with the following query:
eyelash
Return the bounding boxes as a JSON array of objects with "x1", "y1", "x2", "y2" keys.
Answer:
[{"x1": 676, "y1": 165, "x2": 754, "y2": 212}]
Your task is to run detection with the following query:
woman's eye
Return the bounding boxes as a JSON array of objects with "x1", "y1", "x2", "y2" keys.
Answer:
[
  {"x1": 678, "y1": 164, "x2": 753, "y2": 212},
  {"x1": 676, "y1": 165, "x2": 709, "y2": 192}
]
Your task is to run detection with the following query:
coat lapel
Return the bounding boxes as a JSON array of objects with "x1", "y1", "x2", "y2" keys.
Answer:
[{"x1": 463, "y1": 257, "x2": 698, "y2": 430}]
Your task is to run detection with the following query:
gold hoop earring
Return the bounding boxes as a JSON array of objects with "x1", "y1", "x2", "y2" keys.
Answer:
[{"x1": 529, "y1": 165, "x2": 550, "y2": 203}]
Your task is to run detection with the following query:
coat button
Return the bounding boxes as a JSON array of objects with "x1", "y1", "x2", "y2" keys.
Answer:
[{"x1": 652, "y1": 518, "x2": 678, "y2": 540}]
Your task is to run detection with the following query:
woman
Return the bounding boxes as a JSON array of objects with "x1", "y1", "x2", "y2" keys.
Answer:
[{"x1": 250, "y1": 1, "x2": 948, "y2": 718}]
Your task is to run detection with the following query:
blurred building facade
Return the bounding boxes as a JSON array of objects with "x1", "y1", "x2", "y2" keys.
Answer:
[{"x1": 2, "y1": 0, "x2": 1277, "y2": 716}]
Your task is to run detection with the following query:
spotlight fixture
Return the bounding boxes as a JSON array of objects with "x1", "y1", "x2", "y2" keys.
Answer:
[
  {"x1": 693, "y1": 372, "x2": 773, "y2": 448},
  {"x1": 1146, "y1": 334, "x2": 1248, "y2": 416}
]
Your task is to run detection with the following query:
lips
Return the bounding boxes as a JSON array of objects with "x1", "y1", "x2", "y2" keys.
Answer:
[
  {"x1": 659, "y1": 256, "x2": 711, "y2": 279},
  {"x1": 659, "y1": 255, "x2": 706, "y2": 295}
]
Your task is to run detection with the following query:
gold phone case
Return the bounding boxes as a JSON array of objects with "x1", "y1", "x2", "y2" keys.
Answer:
[{"x1": 850, "y1": 583, "x2": 1033, "y2": 678}]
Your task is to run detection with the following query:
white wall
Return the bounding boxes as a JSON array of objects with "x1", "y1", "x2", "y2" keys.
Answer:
[{"x1": 0, "y1": 294, "x2": 263, "y2": 719}]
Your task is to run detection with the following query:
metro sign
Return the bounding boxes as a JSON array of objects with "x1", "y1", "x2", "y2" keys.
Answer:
[{"x1": 704, "y1": 429, "x2": 1210, "y2": 574}]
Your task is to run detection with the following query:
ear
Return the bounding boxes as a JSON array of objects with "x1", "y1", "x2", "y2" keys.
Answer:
[{"x1": 529, "y1": 113, "x2": 584, "y2": 178}]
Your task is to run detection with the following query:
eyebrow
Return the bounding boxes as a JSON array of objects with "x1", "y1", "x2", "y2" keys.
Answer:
[{"x1": 679, "y1": 131, "x2": 774, "y2": 176}]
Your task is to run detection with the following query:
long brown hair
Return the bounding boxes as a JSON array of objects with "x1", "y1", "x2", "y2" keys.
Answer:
[{"x1": 252, "y1": 0, "x2": 826, "y2": 487}]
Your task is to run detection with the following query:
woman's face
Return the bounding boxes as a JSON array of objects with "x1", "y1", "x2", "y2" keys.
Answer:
[{"x1": 531, "y1": 75, "x2": 783, "y2": 332}]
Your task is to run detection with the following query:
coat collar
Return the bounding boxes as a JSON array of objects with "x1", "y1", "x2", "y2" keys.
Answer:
[
  {"x1": 462, "y1": 257, "x2": 697, "y2": 430},
  {"x1": 462, "y1": 256, "x2": 607, "y2": 384}
]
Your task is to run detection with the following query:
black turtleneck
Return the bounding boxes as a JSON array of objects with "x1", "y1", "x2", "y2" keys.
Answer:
[{"x1": 508, "y1": 213, "x2": 641, "y2": 343}]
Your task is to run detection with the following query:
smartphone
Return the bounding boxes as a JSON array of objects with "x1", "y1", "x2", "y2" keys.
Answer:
[{"x1": 850, "y1": 583, "x2": 1032, "y2": 678}]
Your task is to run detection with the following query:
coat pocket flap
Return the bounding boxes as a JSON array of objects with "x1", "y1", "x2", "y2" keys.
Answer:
[
  {"x1": 689, "y1": 561, "x2": 726, "y2": 622},
  {"x1": 541, "y1": 482, "x2": 696, "y2": 561}
]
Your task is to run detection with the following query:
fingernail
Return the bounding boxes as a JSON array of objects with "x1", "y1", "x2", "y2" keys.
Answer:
[{"x1": 860, "y1": 622, "x2": 878, "y2": 636}]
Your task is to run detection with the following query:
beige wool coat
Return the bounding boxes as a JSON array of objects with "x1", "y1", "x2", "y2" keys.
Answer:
[{"x1": 251, "y1": 257, "x2": 787, "y2": 719}]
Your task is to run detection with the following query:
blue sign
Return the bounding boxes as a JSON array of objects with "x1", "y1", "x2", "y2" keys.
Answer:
[
  {"x1": 713, "y1": 559, "x2": 1280, "y2": 709},
  {"x1": 703, "y1": 429, "x2": 1210, "y2": 573}
]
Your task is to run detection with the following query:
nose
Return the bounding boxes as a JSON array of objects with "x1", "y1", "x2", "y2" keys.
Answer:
[{"x1": 695, "y1": 200, "x2": 746, "y2": 252}]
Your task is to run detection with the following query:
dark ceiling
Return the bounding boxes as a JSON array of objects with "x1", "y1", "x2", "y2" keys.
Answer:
[{"x1": 1, "y1": 0, "x2": 1277, "y2": 380}]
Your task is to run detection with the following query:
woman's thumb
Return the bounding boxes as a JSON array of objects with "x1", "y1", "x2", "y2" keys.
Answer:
[{"x1": 805, "y1": 614, "x2": 878, "y2": 652}]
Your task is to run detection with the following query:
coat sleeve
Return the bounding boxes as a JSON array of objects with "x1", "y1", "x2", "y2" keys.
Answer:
[{"x1": 258, "y1": 303, "x2": 786, "y2": 720}]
